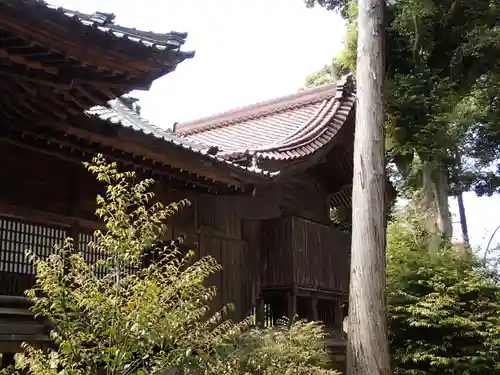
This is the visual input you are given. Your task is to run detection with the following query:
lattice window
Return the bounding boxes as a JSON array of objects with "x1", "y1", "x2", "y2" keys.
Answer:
[
  {"x1": 77, "y1": 231, "x2": 108, "y2": 278},
  {"x1": 0, "y1": 217, "x2": 67, "y2": 274},
  {"x1": 77, "y1": 231, "x2": 138, "y2": 278}
]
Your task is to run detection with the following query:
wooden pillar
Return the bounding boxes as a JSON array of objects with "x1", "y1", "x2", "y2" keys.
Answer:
[
  {"x1": 287, "y1": 289, "x2": 296, "y2": 320},
  {"x1": 311, "y1": 293, "x2": 319, "y2": 321},
  {"x1": 67, "y1": 166, "x2": 80, "y2": 243},
  {"x1": 256, "y1": 297, "x2": 265, "y2": 327},
  {"x1": 334, "y1": 297, "x2": 343, "y2": 331}
]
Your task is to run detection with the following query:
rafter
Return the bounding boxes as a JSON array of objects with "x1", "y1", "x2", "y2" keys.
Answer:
[
  {"x1": 0, "y1": 63, "x2": 152, "y2": 91},
  {"x1": 0, "y1": 7, "x2": 151, "y2": 73}
]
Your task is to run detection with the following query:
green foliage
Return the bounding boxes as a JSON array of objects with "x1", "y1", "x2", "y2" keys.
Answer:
[
  {"x1": 7, "y1": 155, "x2": 246, "y2": 375},
  {"x1": 3, "y1": 155, "x2": 338, "y2": 375},
  {"x1": 304, "y1": 0, "x2": 500, "y2": 199},
  {"x1": 304, "y1": 0, "x2": 352, "y2": 18},
  {"x1": 205, "y1": 317, "x2": 339, "y2": 375},
  {"x1": 386, "y1": 205, "x2": 500, "y2": 375},
  {"x1": 304, "y1": 61, "x2": 345, "y2": 89}
]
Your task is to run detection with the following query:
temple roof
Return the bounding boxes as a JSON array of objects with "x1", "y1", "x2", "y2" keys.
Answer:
[
  {"x1": 0, "y1": 0, "x2": 196, "y2": 143},
  {"x1": 45, "y1": 7, "x2": 192, "y2": 54},
  {"x1": 84, "y1": 99, "x2": 279, "y2": 179},
  {"x1": 174, "y1": 75, "x2": 355, "y2": 161},
  {"x1": 0, "y1": 0, "x2": 194, "y2": 86}
]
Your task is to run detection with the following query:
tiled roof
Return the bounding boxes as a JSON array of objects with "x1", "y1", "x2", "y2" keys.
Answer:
[
  {"x1": 84, "y1": 99, "x2": 279, "y2": 179},
  {"x1": 174, "y1": 75, "x2": 355, "y2": 161},
  {"x1": 2, "y1": 0, "x2": 195, "y2": 62}
]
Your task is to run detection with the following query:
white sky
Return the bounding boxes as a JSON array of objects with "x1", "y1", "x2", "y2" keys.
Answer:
[{"x1": 51, "y1": 0, "x2": 500, "y2": 252}]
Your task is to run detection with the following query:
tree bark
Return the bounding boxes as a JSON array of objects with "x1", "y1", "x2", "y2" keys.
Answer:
[
  {"x1": 432, "y1": 163, "x2": 453, "y2": 237},
  {"x1": 456, "y1": 191, "x2": 469, "y2": 245},
  {"x1": 419, "y1": 160, "x2": 453, "y2": 253},
  {"x1": 347, "y1": 0, "x2": 392, "y2": 374}
]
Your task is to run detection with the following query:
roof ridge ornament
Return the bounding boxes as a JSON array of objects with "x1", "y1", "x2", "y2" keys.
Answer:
[
  {"x1": 335, "y1": 73, "x2": 355, "y2": 99},
  {"x1": 89, "y1": 11, "x2": 116, "y2": 25}
]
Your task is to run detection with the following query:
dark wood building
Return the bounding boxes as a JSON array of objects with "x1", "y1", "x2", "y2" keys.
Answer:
[{"x1": 0, "y1": 0, "x2": 359, "y2": 367}]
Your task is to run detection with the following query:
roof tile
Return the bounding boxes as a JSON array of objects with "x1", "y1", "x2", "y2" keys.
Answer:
[
  {"x1": 84, "y1": 100, "x2": 279, "y2": 179},
  {"x1": 3, "y1": 0, "x2": 195, "y2": 60},
  {"x1": 174, "y1": 75, "x2": 355, "y2": 161}
]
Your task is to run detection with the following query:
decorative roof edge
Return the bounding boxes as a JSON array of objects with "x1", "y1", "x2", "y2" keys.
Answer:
[
  {"x1": 174, "y1": 74, "x2": 355, "y2": 136},
  {"x1": 2, "y1": 0, "x2": 196, "y2": 59},
  {"x1": 218, "y1": 92, "x2": 355, "y2": 162},
  {"x1": 84, "y1": 99, "x2": 280, "y2": 181}
]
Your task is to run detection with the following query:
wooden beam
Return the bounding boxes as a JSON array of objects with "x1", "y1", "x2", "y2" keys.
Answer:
[
  {"x1": 0, "y1": 6, "x2": 157, "y2": 74},
  {"x1": 0, "y1": 65, "x2": 151, "y2": 91},
  {"x1": 45, "y1": 119, "x2": 251, "y2": 187},
  {"x1": 312, "y1": 293, "x2": 319, "y2": 321},
  {"x1": 0, "y1": 77, "x2": 93, "y2": 114},
  {"x1": 0, "y1": 48, "x2": 58, "y2": 74},
  {"x1": 0, "y1": 203, "x2": 102, "y2": 230},
  {"x1": 0, "y1": 131, "x2": 245, "y2": 195}
]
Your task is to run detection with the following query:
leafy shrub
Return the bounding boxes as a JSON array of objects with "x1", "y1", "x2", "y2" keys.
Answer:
[
  {"x1": 387, "y1": 204, "x2": 500, "y2": 375},
  {"x1": 205, "y1": 317, "x2": 339, "y2": 375}
]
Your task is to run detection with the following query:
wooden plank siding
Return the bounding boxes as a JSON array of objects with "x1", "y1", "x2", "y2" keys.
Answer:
[
  {"x1": 278, "y1": 174, "x2": 330, "y2": 225},
  {"x1": 0, "y1": 139, "x2": 351, "y2": 347},
  {"x1": 261, "y1": 216, "x2": 350, "y2": 294},
  {"x1": 261, "y1": 218, "x2": 295, "y2": 288},
  {"x1": 0, "y1": 140, "x2": 260, "y2": 320},
  {"x1": 291, "y1": 216, "x2": 350, "y2": 294}
]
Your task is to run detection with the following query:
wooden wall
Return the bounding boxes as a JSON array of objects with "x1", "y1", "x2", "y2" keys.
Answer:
[
  {"x1": 261, "y1": 216, "x2": 350, "y2": 294},
  {"x1": 278, "y1": 173, "x2": 330, "y2": 224},
  {"x1": 0, "y1": 140, "x2": 258, "y2": 321},
  {"x1": 291, "y1": 216, "x2": 350, "y2": 293},
  {"x1": 0, "y1": 140, "x2": 350, "y2": 324}
]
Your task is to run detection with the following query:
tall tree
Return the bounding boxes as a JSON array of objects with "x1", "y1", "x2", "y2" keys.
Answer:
[
  {"x1": 347, "y1": 0, "x2": 392, "y2": 374},
  {"x1": 304, "y1": 0, "x2": 500, "y2": 249}
]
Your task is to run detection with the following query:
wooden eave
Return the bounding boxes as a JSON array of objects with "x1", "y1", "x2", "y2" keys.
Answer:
[
  {"x1": 0, "y1": 121, "x2": 256, "y2": 195},
  {"x1": 0, "y1": 0, "x2": 194, "y2": 98}
]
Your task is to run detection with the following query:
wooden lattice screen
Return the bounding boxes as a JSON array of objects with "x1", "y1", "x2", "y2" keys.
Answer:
[
  {"x1": 0, "y1": 217, "x2": 148, "y2": 297},
  {"x1": 77, "y1": 231, "x2": 108, "y2": 278},
  {"x1": 0, "y1": 216, "x2": 67, "y2": 296},
  {"x1": 318, "y1": 299, "x2": 337, "y2": 329},
  {"x1": 77, "y1": 231, "x2": 138, "y2": 278}
]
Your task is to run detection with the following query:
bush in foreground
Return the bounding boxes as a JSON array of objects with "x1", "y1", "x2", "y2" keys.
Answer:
[{"x1": 387, "y1": 205, "x2": 500, "y2": 375}]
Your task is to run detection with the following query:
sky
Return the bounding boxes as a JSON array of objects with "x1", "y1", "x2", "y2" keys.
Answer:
[{"x1": 52, "y1": 0, "x2": 500, "y2": 252}]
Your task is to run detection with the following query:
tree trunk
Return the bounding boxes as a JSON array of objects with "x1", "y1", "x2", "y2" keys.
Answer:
[
  {"x1": 347, "y1": 0, "x2": 392, "y2": 374},
  {"x1": 453, "y1": 151, "x2": 469, "y2": 245},
  {"x1": 433, "y1": 163, "x2": 453, "y2": 236},
  {"x1": 456, "y1": 191, "x2": 469, "y2": 245},
  {"x1": 419, "y1": 160, "x2": 453, "y2": 253}
]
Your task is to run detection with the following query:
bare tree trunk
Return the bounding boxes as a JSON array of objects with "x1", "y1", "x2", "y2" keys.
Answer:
[
  {"x1": 456, "y1": 192, "x2": 469, "y2": 245},
  {"x1": 433, "y1": 163, "x2": 453, "y2": 237},
  {"x1": 347, "y1": 0, "x2": 392, "y2": 374},
  {"x1": 419, "y1": 160, "x2": 453, "y2": 253},
  {"x1": 453, "y1": 152, "x2": 469, "y2": 245}
]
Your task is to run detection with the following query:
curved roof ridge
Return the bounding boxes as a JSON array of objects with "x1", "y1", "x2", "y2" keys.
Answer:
[
  {"x1": 261, "y1": 97, "x2": 339, "y2": 151},
  {"x1": 175, "y1": 75, "x2": 354, "y2": 136},
  {"x1": 219, "y1": 97, "x2": 338, "y2": 158},
  {"x1": 257, "y1": 94, "x2": 355, "y2": 160},
  {"x1": 3, "y1": 0, "x2": 195, "y2": 59}
]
